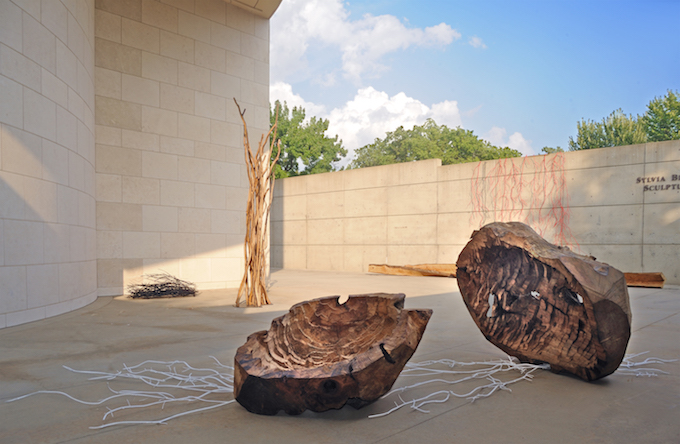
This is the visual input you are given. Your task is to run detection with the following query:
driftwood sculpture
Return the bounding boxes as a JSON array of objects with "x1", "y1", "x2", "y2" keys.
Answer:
[
  {"x1": 234, "y1": 100, "x2": 281, "y2": 307},
  {"x1": 234, "y1": 293, "x2": 433, "y2": 415},
  {"x1": 456, "y1": 222, "x2": 631, "y2": 381}
]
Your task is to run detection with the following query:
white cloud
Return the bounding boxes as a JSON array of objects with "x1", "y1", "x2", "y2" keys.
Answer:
[
  {"x1": 484, "y1": 126, "x2": 535, "y2": 156},
  {"x1": 271, "y1": 0, "x2": 460, "y2": 83},
  {"x1": 327, "y1": 87, "x2": 463, "y2": 164},
  {"x1": 270, "y1": 83, "x2": 464, "y2": 165},
  {"x1": 270, "y1": 81, "x2": 327, "y2": 117},
  {"x1": 468, "y1": 36, "x2": 487, "y2": 49}
]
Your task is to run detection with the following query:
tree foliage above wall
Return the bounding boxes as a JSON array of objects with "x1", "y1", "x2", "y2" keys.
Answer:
[
  {"x1": 270, "y1": 101, "x2": 347, "y2": 178},
  {"x1": 568, "y1": 89, "x2": 680, "y2": 150},
  {"x1": 349, "y1": 119, "x2": 521, "y2": 169}
]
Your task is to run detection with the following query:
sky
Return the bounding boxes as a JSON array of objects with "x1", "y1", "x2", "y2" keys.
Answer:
[{"x1": 269, "y1": 0, "x2": 680, "y2": 164}]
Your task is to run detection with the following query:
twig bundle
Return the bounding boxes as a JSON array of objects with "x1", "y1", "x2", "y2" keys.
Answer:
[
  {"x1": 127, "y1": 273, "x2": 197, "y2": 299},
  {"x1": 234, "y1": 99, "x2": 281, "y2": 307}
]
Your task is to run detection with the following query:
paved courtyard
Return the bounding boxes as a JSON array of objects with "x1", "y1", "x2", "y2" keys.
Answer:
[{"x1": 1, "y1": 269, "x2": 678, "y2": 443}]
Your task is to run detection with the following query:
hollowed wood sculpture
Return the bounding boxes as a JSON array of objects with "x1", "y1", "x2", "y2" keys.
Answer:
[
  {"x1": 456, "y1": 222, "x2": 631, "y2": 381},
  {"x1": 234, "y1": 293, "x2": 433, "y2": 415}
]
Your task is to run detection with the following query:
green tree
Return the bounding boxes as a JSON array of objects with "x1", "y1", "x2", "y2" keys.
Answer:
[
  {"x1": 568, "y1": 109, "x2": 646, "y2": 150},
  {"x1": 271, "y1": 101, "x2": 347, "y2": 178},
  {"x1": 541, "y1": 146, "x2": 564, "y2": 154},
  {"x1": 350, "y1": 119, "x2": 521, "y2": 169},
  {"x1": 643, "y1": 89, "x2": 680, "y2": 142}
]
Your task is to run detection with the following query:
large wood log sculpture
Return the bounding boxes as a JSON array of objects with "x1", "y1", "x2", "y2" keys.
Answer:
[
  {"x1": 456, "y1": 222, "x2": 631, "y2": 381},
  {"x1": 234, "y1": 293, "x2": 432, "y2": 415}
]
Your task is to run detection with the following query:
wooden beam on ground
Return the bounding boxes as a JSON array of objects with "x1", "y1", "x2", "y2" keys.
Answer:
[
  {"x1": 368, "y1": 264, "x2": 457, "y2": 278},
  {"x1": 624, "y1": 272, "x2": 665, "y2": 288}
]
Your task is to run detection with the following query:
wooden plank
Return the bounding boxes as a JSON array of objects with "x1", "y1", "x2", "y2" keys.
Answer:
[
  {"x1": 624, "y1": 272, "x2": 665, "y2": 288},
  {"x1": 368, "y1": 264, "x2": 457, "y2": 277}
]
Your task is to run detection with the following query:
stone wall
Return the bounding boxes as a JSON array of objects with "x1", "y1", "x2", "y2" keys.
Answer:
[
  {"x1": 0, "y1": 0, "x2": 275, "y2": 329},
  {"x1": 1, "y1": 0, "x2": 97, "y2": 328},
  {"x1": 271, "y1": 141, "x2": 680, "y2": 284},
  {"x1": 94, "y1": 0, "x2": 270, "y2": 296}
]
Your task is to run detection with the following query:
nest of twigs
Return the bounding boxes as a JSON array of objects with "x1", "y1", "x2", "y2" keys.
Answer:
[{"x1": 127, "y1": 273, "x2": 197, "y2": 299}]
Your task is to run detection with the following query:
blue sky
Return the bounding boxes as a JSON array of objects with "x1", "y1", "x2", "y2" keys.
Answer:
[{"x1": 270, "y1": 0, "x2": 680, "y2": 162}]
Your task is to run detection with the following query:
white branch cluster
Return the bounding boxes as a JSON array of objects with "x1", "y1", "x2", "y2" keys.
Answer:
[{"x1": 7, "y1": 357, "x2": 235, "y2": 429}]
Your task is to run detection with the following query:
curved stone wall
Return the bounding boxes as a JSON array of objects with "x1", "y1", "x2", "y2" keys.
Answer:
[{"x1": 1, "y1": 1, "x2": 97, "y2": 328}]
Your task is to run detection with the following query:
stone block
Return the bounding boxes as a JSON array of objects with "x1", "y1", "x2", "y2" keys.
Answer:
[
  {"x1": 195, "y1": 41, "x2": 226, "y2": 72},
  {"x1": 160, "y1": 232, "x2": 195, "y2": 258},
  {"x1": 160, "y1": 135, "x2": 194, "y2": 156},
  {"x1": 96, "y1": 0, "x2": 143, "y2": 21},
  {"x1": 3, "y1": 220, "x2": 44, "y2": 266},
  {"x1": 123, "y1": 231, "x2": 161, "y2": 258},
  {"x1": 178, "y1": 207, "x2": 211, "y2": 232},
  {"x1": 160, "y1": 179, "x2": 194, "y2": 206},
  {"x1": 160, "y1": 30, "x2": 194, "y2": 63},
  {"x1": 0, "y1": 77, "x2": 23, "y2": 127},
  {"x1": 141, "y1": 51, "x2": 177, "y2": 84},
  {"x1": 178, "y1": 113, "x2": 211, "y2": 142},
  {"x1": 96, "y1": 144, "x2": 142, "y2": 176},
  {"x1": 95, "y1": 38, "x2": 142, "y2": 76},
  {"x1": 95, "y1": 7, "x2": 121, "y2": 43},
  {"x1": 143, "y1": 205, "x2": 178, "y2": 232},
  {"x1": 97, "y1": 230, "x2": 123, "y2": 259},
  {"x1": 141, "y1": 151, "x2": 178, "y2": 180},
  {"x1": 121, "y1": 17, "x2": 159, "y2": 53},
  {"x1": 142, "y1": 0, "x2": 178, "y2": 33},
  {"x1": 160, "y1": 83, "x2": 195, "y2": 113},
  {"x1": 122, "y1": 74, "x2": 160, "y2": 107},
  {"x1": 210, "y1": 22, "x2": 239, "y2": 52},
  {"x1": 95, "y1": 96, "x2": 142, "y2": 130},
  {"x1": 178, "y1": 61, "x2": 211, "y2": 92},
  {"x1": 96, "y1": 202, "x2": 143, "y2": 231},
  {"x1": 122, "y1": 176, "x2": 160, "y2": 204},
  {"x1": 142, "y1": 106, "x2": 178, "y2": 137},
  {"x1": 195, "y1": 233, "x2": 227, "y2": 257},
  {"x1": 122, "y1": 129, "x2": 159, "y2": 151},
  {"x1": 95, "y1": 67, "x2": 122, "y2": 99}
]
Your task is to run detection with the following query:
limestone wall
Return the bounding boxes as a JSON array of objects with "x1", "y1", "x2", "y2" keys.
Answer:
[
  {"x1": 0, "y1": 0, "x2": 97, "y2": 328},
  {"x1": 271, "y1": 141, "x2": 680, "y2": 284},
  {"x1": 94, "y1": 0, "x2": 270, "y2": 296}
]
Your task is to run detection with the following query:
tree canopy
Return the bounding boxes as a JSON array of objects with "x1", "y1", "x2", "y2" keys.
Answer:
[
  {"x1": 643, "y1": 89, "x2": 680, "y2": 142},
  {"x1": 568, "y1": 90, "x2": 680, "y2": 150},
  {"x1": 270, "y1": 101, "x2": 347, "y2": 178},
  {"x1": 349, "y1": 119, "x2": 521, "y2": 169},
  {"x1": 568, "y1": 109, "x2": 646, "y2": 151}
]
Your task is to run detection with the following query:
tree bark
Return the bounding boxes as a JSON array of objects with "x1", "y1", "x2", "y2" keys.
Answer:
[
  {"x1": 234, "y1": 293, "x2": 432, "y2": 415},
  {"x1": 456, "y1": 222, "x2": 631, "y2": 381}
]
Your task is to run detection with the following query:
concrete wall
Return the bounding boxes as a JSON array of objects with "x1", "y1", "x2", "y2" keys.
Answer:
[
  {"x1": 94, "y1": 0, "x2": 270, "y2": 296},
  {"x1": 0, "y1": 0, "x2": 97, "y2": 328},
  {"x1": 271, "y1": 140, "x2": 680, "y2": 284}
]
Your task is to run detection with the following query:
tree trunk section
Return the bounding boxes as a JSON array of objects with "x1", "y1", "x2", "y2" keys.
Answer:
[
  {"x1": 456, "y1": 222, "x2": 631, "y2": 381},
  {"x1": 234, "y1": 293, "x2": 432, "y2": 415}
]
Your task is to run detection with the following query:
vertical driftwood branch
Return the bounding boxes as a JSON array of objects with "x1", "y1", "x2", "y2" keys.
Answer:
[{"x1": 235, "y1": 99, "x2": 281, "y2": 307}]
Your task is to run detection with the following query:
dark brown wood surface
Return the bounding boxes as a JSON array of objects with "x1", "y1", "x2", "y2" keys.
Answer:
[
  {"x1": 234, "y1": 293, "x2": 432, "y2": 415},
  {"x1": 456, "y1": 222, "x2": 631, "y2": 381}
]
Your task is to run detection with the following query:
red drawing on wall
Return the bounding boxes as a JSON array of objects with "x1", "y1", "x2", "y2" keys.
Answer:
[{"x1": 470, "y1": 153, "x2": 578, "y2": 249}]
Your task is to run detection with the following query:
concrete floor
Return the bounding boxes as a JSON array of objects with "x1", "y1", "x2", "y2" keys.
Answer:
[{"x1": 1, "y1": 269, "x2": 678, "y2": 444}]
